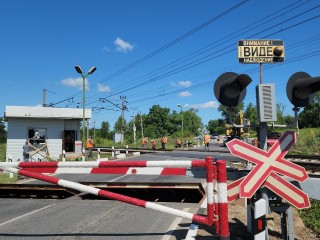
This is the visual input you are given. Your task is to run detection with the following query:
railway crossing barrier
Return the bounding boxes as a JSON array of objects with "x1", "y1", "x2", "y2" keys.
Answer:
[{"x1": 0, "y1": 156, "x2": 230, "y2": 239}]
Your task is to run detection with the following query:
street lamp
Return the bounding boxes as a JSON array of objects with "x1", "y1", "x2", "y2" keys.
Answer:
[
  {"x1": 74, "y1": 65, "x2": 96, "y2": 150},
  {"x1": 177, "y1": 104, "x2": 188, "y2": 138}
]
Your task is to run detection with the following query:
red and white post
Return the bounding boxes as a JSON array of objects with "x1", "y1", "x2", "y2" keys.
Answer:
[
  {"x1": 217, "y1": 160, "x2": 230, "y2": 240},
  {"x1": 205, "y1": 156, "x2": 214, "y2": 225}
]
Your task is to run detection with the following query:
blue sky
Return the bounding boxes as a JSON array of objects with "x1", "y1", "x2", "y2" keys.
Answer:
[{"x1": 1, "y1": 0, "x2": 320, "y2": 130}]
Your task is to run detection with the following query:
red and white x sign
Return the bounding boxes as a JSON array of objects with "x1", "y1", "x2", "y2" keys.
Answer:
[{"x1": 226, "y1": 131, "x2": 310, "y2": 209}]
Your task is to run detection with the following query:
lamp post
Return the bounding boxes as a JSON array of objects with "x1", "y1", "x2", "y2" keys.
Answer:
[
  {"x1": 75, "y1": 65, "x2": 96, "y2": 150},
  {"x1": 177, "y1": 104, "x2": 188, "y2": 138}
]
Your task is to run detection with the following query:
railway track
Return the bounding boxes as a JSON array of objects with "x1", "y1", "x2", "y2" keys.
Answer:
[{"x1": 285, "y1": 154, "x2": 320, "y2": 174}]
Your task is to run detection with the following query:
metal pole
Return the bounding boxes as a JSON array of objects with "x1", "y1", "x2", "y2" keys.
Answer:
[
  {"x1": 257, "y1": 63, "x2": 270, "y2": 240},
  {"x1": 140, "y1": 112, "x2": 144, "y2": 139},
  {"x1": 82, "y1": 75, "x2": 86, "y2": 150},
  {"x1": 87, "y1": 120, "x2": 89, "y2": 139},
  {"x1": 93, "y1": 120, "x2": 96, "y2": 139},
  {"x1": 132, "y1": 115, "x2": 136, "y2": 145},
  {"x1": 260, "y1": 63, "x2": 262, "y2": 84},
  {"x1": 42, "y1": 89, "x2": 46, "y2": 107},
  {"x1": 182, "y1": 111, "x2": 184, "y2": 138},
  {"x1": 121, "y1": 96, "x2": 125, "y2": 144}
]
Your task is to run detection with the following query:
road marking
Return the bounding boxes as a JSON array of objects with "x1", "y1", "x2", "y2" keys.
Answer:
[
  {"x1": 0, "y1": 204, "x2": 54, "y2": 227},
  {"x1": 161, "y1": 208, "x2": 190, "y2": 240},
  {"x1": 185, "y1": 224, "x2": 199, "y2": 240}
]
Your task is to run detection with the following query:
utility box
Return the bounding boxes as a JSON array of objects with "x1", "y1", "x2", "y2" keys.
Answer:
[
  {"x1": 256, "y1": 84, "x2": 277, "y2": 122},
  {"x1": 113, "y1": 133, "x2": 123, "y2": 143},
  {"x1": 75, "y1": 141, "x2": 82, "y2": 153}
]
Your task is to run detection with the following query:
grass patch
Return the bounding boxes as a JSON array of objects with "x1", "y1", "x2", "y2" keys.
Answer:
[
  {"x1": 289, "y1": 128, "x2": 320, "y2": 155},
  {"x1": 299, "y1": 199, "x2": 320, "y2": 235},
  {"x1": 0, "y1": 173, "x2": 18, "y2": 183}
]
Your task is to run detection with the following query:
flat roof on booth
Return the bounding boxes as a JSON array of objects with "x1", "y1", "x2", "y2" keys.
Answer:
[{"x1": 5, "y1": 106, "x2": 91, "y2": 120}]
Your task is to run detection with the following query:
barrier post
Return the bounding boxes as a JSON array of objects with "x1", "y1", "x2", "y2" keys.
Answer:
[
  {"x1": 97, "y1": 148, "x2": 101, "y2": 160},
  {"x1": 217, "y1": 160, "x2": 230, "y2": 240},
  {"x1": 7, "y1": 156, "x2": 13, "y2": 178},
  {"x1": 254, "y1": 198, "x2": 266, "y2": 240},
  {"x1": 213, "y1": 162, "x2": 219, "y2": 216},
  {"x1": 112, "y1": 146, "x2": 115, "y2": 157},
  {"x1": 126, "y1": 145, "x2": 128, "y2": 155},
  {"x1": 62, "y1": 150, "x2": 66, "y2": 162},
  {"x1": 82, "y1": 148, "x2": 85, "y2": 162},
  {"x1": 205, "y1": 156, "x2": 214, "y2": 225}
]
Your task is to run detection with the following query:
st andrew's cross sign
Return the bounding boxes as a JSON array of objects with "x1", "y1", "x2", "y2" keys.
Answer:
[{"x1": 226, "y1": 131, "x2": 310, "y2": 209}]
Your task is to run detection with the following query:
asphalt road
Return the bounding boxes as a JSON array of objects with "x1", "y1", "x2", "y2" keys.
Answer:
[{"x1": 0, "y1": 144, "x2": 238, "y2": 240}]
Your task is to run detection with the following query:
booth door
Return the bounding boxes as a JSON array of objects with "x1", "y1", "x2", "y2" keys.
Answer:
[{"x1": 64, "y1": 130, "x2": 76, "y2": 152}]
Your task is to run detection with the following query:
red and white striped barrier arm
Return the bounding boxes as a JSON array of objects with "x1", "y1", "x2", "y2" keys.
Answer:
[
  {"x1": 3, "y1": 166, "x2": 217, "y2": 227},
  {"x1": 217, "y1": 160, "x2": 230, "y2": 239},
  {"x1": 0, "y1": 160, "x2": 206, "y2": 175}
]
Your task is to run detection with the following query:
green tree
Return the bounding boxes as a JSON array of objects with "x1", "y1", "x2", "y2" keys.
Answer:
[
  {"x1": 275, "y1": 103, "x2": 286, "y2": 124},
  {"x1": 114, "y1": 116, "x2": 126, "y2": 133},
  {"x1": 182, "y1": 109, "x2": 202, "y2": 136},
  {"x1": 218, "y1": 103, "x2": 244, "y2": 123},
  {"x1": 100, "y1": 121, "x2": 110, "y2": 138},
  {"x1": 299, "y1": 92, "x2": 320, "y2": 128},
  {"x1": 207, "y1": 120, "x2": 219, "y2": 134},
  {"x1": 0, "y1": 122, "x2": 6, "y2": 143},
  {"x1": 283, "y1": 115, "x2": 294, "y2": 126},
  {"x1": 144, "y1": 105, "x2": 170, "y2": 137},
  {"x1": 243, "y1": 102, "x2": 257, "y2": 126}
]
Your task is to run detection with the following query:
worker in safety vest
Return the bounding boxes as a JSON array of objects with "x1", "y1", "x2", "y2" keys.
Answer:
[
  {"x1": 204, "y1": 133, "x2": 211, "y2": 152},
  {"x1": 141, "y1": 137, "x2": 148, "y2": 149},
  {"x1": 86, "y1": 136, "x2": 94, "y2": 158},
  {"x1": 150, "y1": 139, "x2": 156, "y2": 150},
  {"x1": 161, "y1": 135, "x2": 167, "y2": 150}
]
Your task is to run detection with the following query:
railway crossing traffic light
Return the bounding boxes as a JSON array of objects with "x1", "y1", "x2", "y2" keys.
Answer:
[
  {"x1": 286, "y1": 72, "x2": 320, "y2": 107},
  {"x1": 214, "y1": 72, "x2": 252, "y2": 107}
]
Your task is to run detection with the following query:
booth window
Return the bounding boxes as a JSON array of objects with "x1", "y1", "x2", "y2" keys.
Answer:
[{"x1": 28, "y1": 128, "x2": 46, "y2": 144}]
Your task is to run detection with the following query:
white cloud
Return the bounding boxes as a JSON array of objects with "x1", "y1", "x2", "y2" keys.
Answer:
[
  {"x1": 178, "y1": 91, "x2": 192, "y2": 97},
  {"x1": 97, "y1": 83, "x2": 111, "y2": 93},
  {"x1": 114, "y1": 37, "x2": 134, "y2": 53},
  {"x1": 178, "y1": 80, "x2": 192, "y2": 88},
  {"x1": 189, "y1": 101, "x2": 219, "y2": 109},
  {"x1": 171, "y1": 80, "x2": 192, "y2": 88},
  {"x1": 61, "y1": 77, "x2": 89, "y2": 90}
]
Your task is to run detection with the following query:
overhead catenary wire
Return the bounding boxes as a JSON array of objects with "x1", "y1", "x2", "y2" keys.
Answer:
[
  {"x1": 47, "y1": 1, "x2": 320, "y2": 124},
  {"x1": 64, "y1": 0, "x2": 250, "y2": 102},
  {"x1": 85, "y1": 1, "x2": 319, "y2": 104}
]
